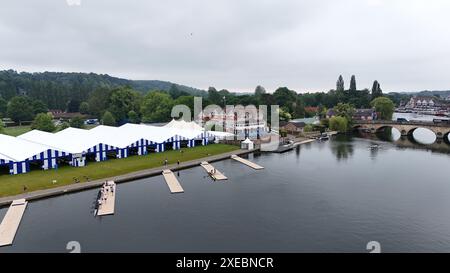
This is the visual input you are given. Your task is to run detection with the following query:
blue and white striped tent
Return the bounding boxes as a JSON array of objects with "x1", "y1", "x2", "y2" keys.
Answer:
[
  {"x1": 2, "y1": 122, "x2": 225, "y2": 175},
  {"x1": 0, "y1": 134, "x2": 70, "y2": 175}
]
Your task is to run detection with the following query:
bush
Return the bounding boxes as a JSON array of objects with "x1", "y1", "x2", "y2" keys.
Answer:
[
  {"x1": 329, "y1": 116, "x2": 348, "y2": 133},
  {"x1": 79, "y1": 102, "x2": 89, "y2": 114},
  {"x1": 102, "y1": 111, "x2": 116, "y2": 126},
  {"x1": 304, "y1": 124, "x2": 314, "y2": 132},
  {"x1": 69, "y1": 116, "x2": 85, "y2": 129},
  {"x1": 58, "y1": 122, "x2": 70, "y2": 131},
  {"x1": 31, "y1": 113, "x2": 56, "y2": 132},
  {"x1": 128, "y1": 110, "x2": 140, "y2": 124}
]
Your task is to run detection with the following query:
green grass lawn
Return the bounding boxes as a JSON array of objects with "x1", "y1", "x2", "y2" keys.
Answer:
[
  {"x1": 0, "y1": 144, "x2": 239, "y2": 198},
  {"x1": 2, "y1": 125, "x2": 32, "y2": 136}
]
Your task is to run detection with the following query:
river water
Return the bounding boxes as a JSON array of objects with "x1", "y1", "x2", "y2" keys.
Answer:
[{"x1": 1, "y1": 133, "x2": 450, "y2": 253}]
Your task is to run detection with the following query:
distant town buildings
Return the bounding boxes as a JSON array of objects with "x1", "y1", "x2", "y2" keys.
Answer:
[
  {"x1": 280, "y1": 121, "x2": 306, "y2": 134},
  {"x1": 405, "y1": 96, "x2": 436, "y2": 110},
  {"x1": 402, "y1": 96, "x2": 450, "y2": 115},
  {"x1": 353, "y1": 109, "x2": 377, "y2": 121},
  {"x1": 198, "y1": 110, "x2": 267, "y2": 139}
]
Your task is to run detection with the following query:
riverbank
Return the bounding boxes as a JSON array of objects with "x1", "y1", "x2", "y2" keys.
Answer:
[
  {"x1": 0, "y1": 146, "x2": 255, "y2": 207},
  {"x1": 0, "y1": 144, "x2": 239, "y2": 200}
]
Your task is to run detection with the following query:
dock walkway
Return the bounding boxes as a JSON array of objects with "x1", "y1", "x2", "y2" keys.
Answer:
[
  {"x1": 200, "y1": 161, "x2": 227, "y2": 180},
  {"x1": 97, "y1": 181, "x2": 116, "y2": 216},
  {"x1": 0, "y1": 199, "x2": 28, "y2": 247},
  {"x1": 231, "y1": 155, "x2": 264, "y2": 170},
  {"x1": 162, "y1": 170, "x2": 184, "y2": 193}
]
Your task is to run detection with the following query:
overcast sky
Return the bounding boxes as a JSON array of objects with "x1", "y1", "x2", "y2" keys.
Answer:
[{"x1": 1, "y1": 0, "x2": 450, "y2": 93}]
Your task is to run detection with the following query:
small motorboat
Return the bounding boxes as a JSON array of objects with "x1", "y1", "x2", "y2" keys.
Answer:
[
  {"x1": 318, "y1": 133, "x2": 329, "y2": 141},
  {"x1": 369, "y1": 144, "x2": 380, "y2": 149}
]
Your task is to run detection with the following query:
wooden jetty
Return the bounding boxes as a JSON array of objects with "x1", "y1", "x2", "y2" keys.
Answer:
[
  {"x1": 200, "y1": 161, "x2": 227, "y2": 180},
  {"x1": 97, "y1": 181, "x2": 116, "y2": 216},
  {"x1": 162, "y1": 169, "x2": 184, "y2": 193},
  {"x1": 231, "y1": 155, "x2": 264, "y2": 170},
  {"x1": 0, "y1": 199, "x2": 28, "y2": 247},
  {"x1": 293, "y1": 139, "x2": 316, "y2": 146}
]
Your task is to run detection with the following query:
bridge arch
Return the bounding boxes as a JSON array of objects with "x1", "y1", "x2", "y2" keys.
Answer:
[{"x1": 444, "y1": 132, "x2": 450, "y2": 144}]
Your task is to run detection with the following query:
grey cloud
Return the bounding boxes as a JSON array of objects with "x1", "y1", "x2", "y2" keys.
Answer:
[{"x1": 1, "y1": 0, "x2": 450, "y2": 93}]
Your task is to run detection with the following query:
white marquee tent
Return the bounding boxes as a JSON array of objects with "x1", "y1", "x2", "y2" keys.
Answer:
[
  {"x1": 0, "y1": 133, "x2": 70, "y2": 174},
  {"x1": 4, "y1": 122, "x2": 218, "y2": 175}
]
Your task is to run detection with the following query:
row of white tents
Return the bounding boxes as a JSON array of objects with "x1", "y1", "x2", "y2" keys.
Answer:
[{"x1": 0, "y1": 120, "x2": 233, "y2": 175}]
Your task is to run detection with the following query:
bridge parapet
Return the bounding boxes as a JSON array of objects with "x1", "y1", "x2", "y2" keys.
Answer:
[
  {"x1": 353, "y1": 120, "x2": 450, "y2": 140},
  {"x1": 354, "y1": 120, "x2": 450, "y2": 128}
]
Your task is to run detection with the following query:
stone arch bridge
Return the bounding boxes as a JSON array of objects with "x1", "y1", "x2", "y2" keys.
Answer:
[{"x1": 353, "y1": 120, "x2": 450, "y2": 139}]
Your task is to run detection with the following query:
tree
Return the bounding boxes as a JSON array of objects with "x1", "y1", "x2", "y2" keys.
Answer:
[
  {"x1": 108, "y1": 87, "x2": 141, "y2": 123},
  {"x1": 87, "y1": 87, "x2": 112, "y2": 117},
  {"x1": 273, "y1": 87, "x2": 298, "y2": 114},
  {"x1": 127, "y1": 110, "x2": 140, "y2": 124},
  {"x1": 0, "y1": 119, "x2": 4, "y2": 134},
  {"x1": 334, "y1": 103, "x2": 355, "y2": 124},
  {"x1": 254, "y1": 85, "x2": 266, "y2": 97},
  {"x1": 168, "y1": 84, "x2": 188, "y2": 99},
  {"x1": 6, "y1": 96, "x2": 34, "y2": 123},
  {"x1": 59, "y1": 122, "x2": 70, "y2": 131},
  {"x1": 207, "y1": 87, "x2": 222, "y2": 105},
  {"x1": 371, "y1": 80, "x2": 383, "y2": 100},
  {"x1": 329, "y1": 116, "x2": 348, "y2": 133},
  {"x1": 102, "y1": 111, "x2": 116, "y2": 126},
  {"x1": 32, "y1": 99, "x2": 48, "y2": 115},
  {"x1": 67, "y1": 99, "x2": 81, "y2": 112},
  {"x1": 0, "y1": 97, "x2": 7, "y2": 117},
  {"x1": 31, "y1": 113, "x2": 56, "y2": 132},
  {"x1": 371, "y1": 96, "x2": 395, "y2": 120},
  {"x1": 79, "y1": 102, "x2": 89, "y2": 114},
  {"x1": 173, "y1": 95, "x2": 195, "y2": 119},
  {"x1": 336, "y1": 75, "x2": 345, "y2": 91},
  {"x1": 141, "y1": 92, "x2": 174, "y2": 122},
  {"x1": 69, "y1": 116, "x2": 85, "y2": 128},
  {"x1": 349, "y1": 75, "x2": 357, "y2": 92},
  {"x1": 279, "y1": 107, "x2": 292, "y2": 121}
]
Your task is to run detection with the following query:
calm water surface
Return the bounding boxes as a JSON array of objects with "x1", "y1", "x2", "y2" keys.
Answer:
[{"x1": 1, "y1": 134, "x2": 450, "y2": 253}]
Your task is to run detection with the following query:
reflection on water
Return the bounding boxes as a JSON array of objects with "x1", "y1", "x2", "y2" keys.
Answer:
[{"x1": 330, "y1": 135, "x2": 354, "y2": 161}]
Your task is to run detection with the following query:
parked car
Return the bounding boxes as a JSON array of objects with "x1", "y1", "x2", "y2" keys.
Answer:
[
  {"x1": 433, "y1": 118, "x2": 450, "y2": 124},
  {"x1": 396, "y1": 118, "x2": 408, "y2": 123},
  {"x1": 84, "y1": 119, "x2": 99, "y2": 125}
]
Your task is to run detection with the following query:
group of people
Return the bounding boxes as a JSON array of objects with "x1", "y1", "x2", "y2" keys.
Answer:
[{"x1": 97, "y1": 181, "x2": 114, "y2": 208}]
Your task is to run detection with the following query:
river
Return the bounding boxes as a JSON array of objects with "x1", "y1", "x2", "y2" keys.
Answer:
[{"x1": 1, "y1": 133, "x2": 450, "y2": 253}]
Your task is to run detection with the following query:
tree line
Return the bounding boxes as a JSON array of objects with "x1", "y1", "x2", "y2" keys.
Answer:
[{"x1": 0, "y1": 71, "x2": 398, "y2": 132}]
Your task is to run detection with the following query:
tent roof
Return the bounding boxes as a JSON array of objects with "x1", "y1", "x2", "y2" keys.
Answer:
[
  {"x1": 19, "y1": 128, "x2": 102, "y2": 154},
  {"x1": 0, "y1": 133, "x2": 60, "y2": 162},
  {"x1": 164, "y1": 119, "x2": 204, "y2": 131}
]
